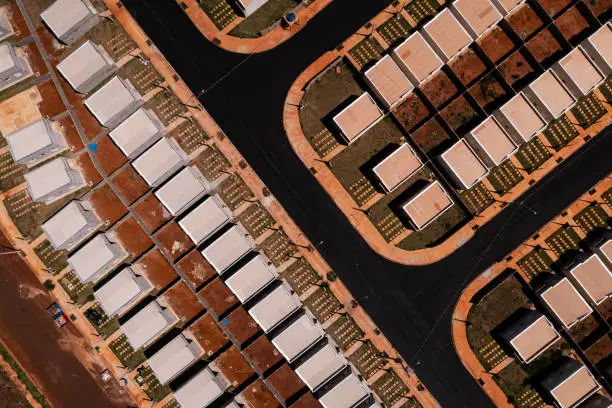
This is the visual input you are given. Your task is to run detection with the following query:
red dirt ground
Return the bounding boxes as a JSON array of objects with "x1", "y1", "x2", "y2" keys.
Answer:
[
  {"x1": 74, "y1": 152, "x2": 103, "y2": 187},
  {"x1": 527, "y1": 29, "x2": 563, "y2": 63},
  {"x1": 420, "y1": 70, "x2": 458, "y2": 108},
  {"x1": 555, "y1": 6, "x2": 591, "y2": 42},
  {"x1": 213, "y1": 346, "x2": 255, "y2": 388},
  {"x1": 4, "y1": 4, "x2": 30, "y2": 42},
  {"x1": 92, "y1": 135, "x2": 127, "y2": 176},
  {"x1": 37, "y1": 80, "x2": 65, "y2": 118},
  {"x1": 222, "y1": 307, "x2": 260, "y2": 346},
  {"x1": 244, "y1": 336, "x2": 283, "y2": 374},
  {"x1": 111, "y1": 216, "x2": 153, "y2": 260},
  {"x1": 506, "y1": 4, "x2": 545, "y2": 40},
  {"x1": 240, "y1": 379, "x2": 279, "y2": 408},
  {"x1": 584, "y1": 0, "x2": 611, "y2": 17},
  {"x1": 132, "y1": 193, "x2": 171, "y2": 233},
  {"x1": 111, "y1": 165, "x2": 149, "y2": 205},
  {"x1": 175, "y1": 250, "x2": 216, "y2": 289},
  {"x1": 267, "y1": 364, "x2": 305, "y2": 402},
  {"x1": 449, "y1": 49, "x2": 487, "y2": 87},
  {"x1": 154, "y1": 222, "x2": 193, "y2": 261},
  {"x1": 477, "y1": 26, "x2": 515, "y2": 63},
  {"x1": 290, "y1": 393, "x2": 322, "y2": 408},
  {"x1": 499, "y1": 51, "x2": 536, "y2": 87},
  {"x1": 393, "y1": 93, "x2": 432, "y2": 132},
  {"x1": 0, "y1": 232, "x2": 134, "y2": 408},
  {"x1": 56, "y1": 115, "x2": 84, "y2": 153},
  {"x1": 132, "y1": 249, "x2": 177, "y2": 291},
  {"x1": 186, "y1": 314, "x2": 228, "y2": 356},
  {"x1": 85, "y1": 183, "x2": 127, "y2": 228},
  {"x1": 538, "y1": 0, "x2": 572, "y2": 16},
  {"x1": 21, "y1": 43, "x2": 46, "y2": 78},
  {"x1": 162, "y1": 280, "x2": 203, "y2": 323},
  {"x1": 410, "y1": 118, "x2": 452, "y2": 153},
  {"x1": 470, "y1": 73, "x2": 508, "y2": 110},
  {"x1": 66, "y1": 87, "x2": 102, "y2": 140},
  {"x1": 198, "y1": 278, "x2": 238, "y2": 317},
  {"x1": 597, "y1": 298, "x2": 611, "y2": 321},
  {"x1": 584, "y1": 332, "x2": 612, "y2": 364},
  {"x1": 440, "y1": 96, "x2": 478, "y2": 132}
]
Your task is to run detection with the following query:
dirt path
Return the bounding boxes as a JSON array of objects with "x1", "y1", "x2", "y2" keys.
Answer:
[{"x1": 0, "y1": 232, "x2": 133, "y2": 408}]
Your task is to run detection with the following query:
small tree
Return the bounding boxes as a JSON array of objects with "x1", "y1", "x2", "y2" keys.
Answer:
[{"x1": 42, "y1": 280, "x2": 55, "y2": 291}]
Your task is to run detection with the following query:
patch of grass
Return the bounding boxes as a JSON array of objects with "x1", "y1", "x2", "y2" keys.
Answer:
[
  {"x1": 199, "y1": 0, "x2": 238, "y2": 30},
  {"x1": 327, "y1": 315, "x2": 364, "y2": 351},
  {"x1": 84, "y1": 304, "x2": 120, "y2": 339},
  {"x1": 109, "y1": 334, "x2": 146, "y2": 370},
  {"x1": 33, "y1": 240, "x2": 68, "y2": 275},
  {"x1": 228, "y1": 0, "x2": 299, "y2": 38},
  {"x1": 280, "y1": 259, "x2": 320, "y2": 296},
  {"x1": 405, "y1": 0, "x2": 441, "y2": 26},
  {"x1": 134, "y1": 365, "x2": 171, "y2": 402},
  {"x1": 236, "y1": 203, "x2": 275, "y2": 238},
  {"x1": 544, "y1": 225, "x2": 581, "y2": 257},
  {"x1": 86, "y1": 20, "x2": 137, "y2": 61},
  {"x1": 217, "y1": 174, "x2": 255, "y2": 210},
  {"x1": 460, "y1": 182, "x2": 495, "y2": 215},
  {"x1": 170, "y1": 120, "x2": 209, "y2": 155},
  {"x1": 571, "y1": 92, "x2": 606, "y2": 128},
  {"x1": 0, "y1": 151, "x2": 25, "y2": 192},
  {"x1": 117, "y1": 57, "x2": 163, "y2": 95},
  {"x1": 599, "y1": 75, "x2": 612, "y2": 102},
  {"x1": 347, "y1": 341, "x2": 385, "y2": 379},
  {"x1": 299, "y1": 58, "x2": 364, "y2": 144},
  {"x1": 194, "y1": 144, "x2": 231, "y2": 181},
  {"x1": 303, "y1": 286, "x2": 342, "y2": 323},
  {"x1": 396, "y1": 204, "x2": 468, "y2": 250},
  {"x1": 515, "y1": 137, "x2": 551, "y2": 173},
  {"x1": 542, "y1": 115, "x2": 579, "y2": 150},
  {"x1": 58, "y1": 271, "x2": 94, "y2": 306},
  {"x1": 517, "y1": 247, "x2": 553, "y2": 280},
  {"x1": 0, "y1": 342, "x2": 52, "y2": 408},
  {"x1": 259, "y1": 230, "x2": 298, "y2": 266},
  {"x1": 466, "y1": 325, "x2": 507, "y2": 370},
  {"x1": 376, "y1": 14, "x2": 413, "y2": 46},
  {"x1": 329, "y1": 117, "x2": 405, "y2": 205},
  {"x1": 372, "y1": 370, "x2": 409, "y2": 407},
  {"x1": 348, "y1": 36, "x2": 384, "y2": 70},
  {"x1": 146, "y1": 90, "x2": 188, "y2": 126},
  {"x1": 486, "y1": 159, "x2": 524, "y2": 196},
  {"x1": 573, "y1": 202, "x2": 609, "y2": 235}
]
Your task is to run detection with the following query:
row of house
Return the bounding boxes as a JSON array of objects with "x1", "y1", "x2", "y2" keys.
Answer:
[
  {"x1": 28, "y1": 2, "x2": 385, "y2": 407},
  {"x1": 497, "y1": 233, "x2": 612, "y2": 408},
  {"x1": 325, "y1": 15, "x2": 610, "y2": 231}
]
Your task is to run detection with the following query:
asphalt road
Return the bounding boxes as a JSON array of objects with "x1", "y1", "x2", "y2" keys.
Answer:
[{"x1": 122, "y1": 1, "x2": 612, "y2": 406}]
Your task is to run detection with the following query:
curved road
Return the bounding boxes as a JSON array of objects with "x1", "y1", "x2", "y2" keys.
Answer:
[{"x1": 122, "y1": 1, "x2": 611, "y2": 406}]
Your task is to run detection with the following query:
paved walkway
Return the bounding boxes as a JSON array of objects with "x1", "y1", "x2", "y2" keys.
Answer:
[
  {"x1": 179, "y1": 0, "x2": 333, "y2": 53},
  {"x1": 283, "y1": 13, "x2": 612, "y2": 265},
  {"x1": 451, "y1": 177, "x2": 611, "y2": 407}
]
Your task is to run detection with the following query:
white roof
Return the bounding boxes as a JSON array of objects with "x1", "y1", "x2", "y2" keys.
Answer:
[
  {"x1": 469, "y1": 116, "x2": 516, "y2": 166},
  {"x1": 423, "y1": 9, "x2": 472, "y2": 60},
  {"x1": 319, "y1": 374, "x2": 370, "y2": 408},
  {"x1": 587, "y1": 23, "x2": 612, "y2": 69},
  {"x1": 557, "y1": 47, "x2": 603, "y2": 95},
  {"x1": 6, "y1": 119, "x2": 56, "y2": 162},
  {"x1": 24, "y1": 157, "x2": 81, "y2": 202},
  {"x1": 174, "y1": 368, "x2": 226, "y2": 408},
  {"x1": 148, "y1": 334, "x2": 202, "y2": 384},
  {"x1": 84, "y1": 76, "x2": 139, "y2": 126},
  {"x1": 42, "y1": 201, "x2": 95, "y2": 249},
  {"x1": 364, "y1": 55, "x2": 414, "y2": 107},
  {"x1": 94, "y1": 267, "x2": 151, "y2": 317},
  {"x1": 131, "y1": 138, "x2": 184, "y2": 187},
  {"x1": 201, "y1": 226, "x2": 252, "y2": 274},
  {"x1": 498, "y1": 93, "x2": 546, "y2": 142},
  {"x1": 68, "y1": 234, "x2": 122, "y2": 283},
  {"x1": 272, "y1": 314, "x2": 324, "y2": 362},
  {"x1": 296, "y1": 344, "x2": 347, "y2": 391},
  {"x1": 528, "y1": 70, "x2": 575, "y2": 118},
  {"x1": 392, "y1": 32, "x2": 443, "y2": 84},
  {"x1": 40, "y1": 0, "x2": 92, "y2": 39},
  {"x1": 0, "y1": 43, "x2": 17, "y2": 73},
  {"x1": 109, "y1": 109, "x2": 163, "y2": 158},
  {"x1": 452, "y1": 0, "x2": 502, "y2": 37},
  {"x1": 122, "y1": 301, "x2": 177, "y2": 350},
  {"x1": 179, "y1": 196, "x2": 231, "y2": 245},
  {"x1": 225, "y1": 255, "x2": 277, "y2": 303},
  {"x1": 248, "y1": 284, "x2": 300, "y2": 333},
  {"x1": 155, "y1": 167, "x2": 209, "y2": 216},
  {"x1": 56, "y1": 41, "x2": 110, "y2": 91}
]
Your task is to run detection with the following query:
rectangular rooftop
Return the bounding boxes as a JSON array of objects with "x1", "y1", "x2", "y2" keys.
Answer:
[
  {"x1": 147, "y1": 334, "x2": 202, "y2": 384},
  {"x1": 94, "y1": 267, "x2": 152, "y2": 317},
  {"x1": 201, "y1": 225, "x2": 252, "y2": 274},
  {"x1": 364, "y1": 55, "x2": 414, "y2": 108},
  {"x1": 401, "y1": 181, "x2": 454, "y2": 230},
  {"x1": 333, "y1": 93, "x2": 383, "y2": 143},
  {"x1": 174, "y1": 368, "x2": 227, "y2": 408},
  {"x1": 295, "y1": 344, "x2": 347, "y2": 391},
  {"x1": 132, "y1": 138, "x2": 185, "y2": 187},
  {"x1": 84, "y1": 76, "x2": 141, "y2": 128},
  {"x1": 372, "y1": 143, "x2": 422, "y2": 192},
  {"x1": 495, "y1": 92, "x2": 546, "y2": 144},
  {"x1": 466, "y1": 116, "x2": 517, "y2": 167},
  {"x1": 542, "y1": 360, "x2": 601, "y2": 408},
  {"x1": 68, "y1": 234, "x2": 127, "y2": 283},
  {"x1": 155, "y1": 166, "x2": 209, "y2": 216},
  {"x1": 582, "y1": 22, "x2": 612, "y2": 75},
  {"x1": 440, "y1": 139, "x2": 488, "y2": 189},
  {"x1": 40, "y1": 0, "x2": 99, "y2": 44},
  {"x1": 451, "y1": 0, "x2": 502, "y2": 38},
  {"x1": 567, "y1": 254, "x2": 612, "y2": 305},
  {"x1": 319, "y1": 374, "x2": 370, "y2": 408},
  {"x1": 272, "y1": 314, "x2": 324, "y2": 362},
  {"x1": 121, "y1": 300, "x2": 178, "y2": 350},
  {"x1": 225, "y1": 254, "x2": 277, "y2": 303},
  {"x1": 248, "y1": 284, "x2": 300, "y2": 333},
  {"x1": 56, "y1": 40, "x2": 115, "y2": 94},
  {"x1": 25, "y1": 157, "x2": 85, "y2": 203},
  {"x1": 503, "y1": 311, "x2": 560, "y2": 363},
  {"x1": 554, "y1": 47, "x2": 604, "y2": 98},
  {"x1": 6, "y1": 119, "x2": 66, "y2": 164},
  {"x1": 540, "y1": 277, "x2": 592, "y2": 328},
  {"x1": 525, "y1": 70, "x2": 575, "y2": 121},
  {"x1": 42, "y1": 200, "x2": 101, "y2": 251},
  {"x1": 179, "y1": 196, "x2": 231, "y2": 245},
  {"x1": 109, "y1": 108, "x2": 164, "y2": 159},
  {"x1": 422, "y1": 9, "x2": 472, "y2": 61},
  {"x1": 391, "y1": 32, "x2": 443, "y2": 85}
]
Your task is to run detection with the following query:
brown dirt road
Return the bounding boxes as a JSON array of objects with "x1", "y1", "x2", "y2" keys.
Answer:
[{"x1": 0, "y1": 232, "x2": 134, "y2": 408}]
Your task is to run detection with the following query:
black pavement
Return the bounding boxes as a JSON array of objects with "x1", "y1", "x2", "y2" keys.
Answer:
[{"x1": 121, "y1": 1, "x2": 612, "y2": 406}]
